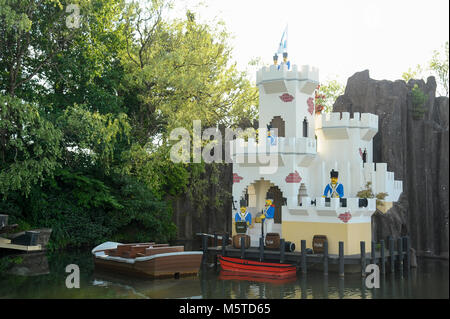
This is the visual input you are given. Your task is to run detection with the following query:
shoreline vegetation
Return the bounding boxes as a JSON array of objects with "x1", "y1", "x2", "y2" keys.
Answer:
[{"x1": 0, "y1": 0, "x2": 258, "y2": 251}]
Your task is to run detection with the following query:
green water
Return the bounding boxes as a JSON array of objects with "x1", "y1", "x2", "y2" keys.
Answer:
[{"x1": 0, "y1": 249, "x2": 448, "y2": 299}]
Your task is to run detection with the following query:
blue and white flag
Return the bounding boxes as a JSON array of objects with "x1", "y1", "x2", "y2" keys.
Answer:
[{"x1": 277, "y1": 25, "x2": 288, "y2": 54}]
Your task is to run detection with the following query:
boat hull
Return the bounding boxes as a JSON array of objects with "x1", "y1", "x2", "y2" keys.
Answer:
[
  {"x1": 92, "y1": 242, "x2": 203, "y2": 279},
  {"x1": 219, "y1": 256, "x2": 297, "y2": 279},
  {"x1": 94, "y1": 253, "x2": 203, "y2": 279}
]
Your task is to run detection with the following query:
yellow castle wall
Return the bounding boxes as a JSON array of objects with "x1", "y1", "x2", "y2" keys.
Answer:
[{"x1": 282, "y1": 221, "x2": 372, "y2": 255}]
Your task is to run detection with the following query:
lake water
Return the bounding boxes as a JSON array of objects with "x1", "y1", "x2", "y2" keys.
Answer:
[{"x1": 0, "y1": 248, "x2": 448, "y2": 299}]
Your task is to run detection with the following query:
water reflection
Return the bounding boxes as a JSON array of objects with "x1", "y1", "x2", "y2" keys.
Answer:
[{"x1": 0, "y1": 249, "x2": 448, "y2": 299}]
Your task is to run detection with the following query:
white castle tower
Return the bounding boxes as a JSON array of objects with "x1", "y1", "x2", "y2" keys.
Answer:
[{"x1": 230, "y1": 60, "x2": 403, "y2": 255}]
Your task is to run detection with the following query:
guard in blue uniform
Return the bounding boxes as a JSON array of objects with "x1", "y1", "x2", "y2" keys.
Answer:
[
  {"x1": 235, "y1": 198, "x2": 252, "y2": 225},
  {"x1": 323, "y1": 169, "x2": 344, "y2": 198},
  {"x1": 262, "y1": 191, "x2": 275, "y2": 219}
]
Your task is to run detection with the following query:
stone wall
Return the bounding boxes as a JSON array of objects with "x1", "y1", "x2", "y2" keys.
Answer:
[{"x1": 333, "y1": 70, "x2": 449, "y2": 258}]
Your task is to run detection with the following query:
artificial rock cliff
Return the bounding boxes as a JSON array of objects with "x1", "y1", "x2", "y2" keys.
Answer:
[{"x1": 333, "y1": 70, "x2": 449, "y2": 258}]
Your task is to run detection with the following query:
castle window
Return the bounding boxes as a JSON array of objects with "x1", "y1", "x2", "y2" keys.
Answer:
[
  {"x1": 303, "y1": 117, "x2": 308, "y2": 137},
  {"x1": 269, "y1": 116, "x2": 285, "y2": 137}
]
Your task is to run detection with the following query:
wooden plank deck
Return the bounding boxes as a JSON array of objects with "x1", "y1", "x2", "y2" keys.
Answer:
[
  {"x1": 207, "y1": 245, "x2": 403, "y2": 265},
  {"x1": 0, "y1": 237, "x2": 42, "y2": 252}
]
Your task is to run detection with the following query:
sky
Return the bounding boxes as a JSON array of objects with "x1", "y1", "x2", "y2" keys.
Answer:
[{"x1": 173, "y1": 0, "x2": 449, "y2": 84}]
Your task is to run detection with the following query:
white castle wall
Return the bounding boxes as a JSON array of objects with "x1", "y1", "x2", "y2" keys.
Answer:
[
  {"x1": 257, "y1": 64, "x2": 319, "y2": 140},
  {"x1": 231, "y1": 63, "x2": 403, "y2": 232}
]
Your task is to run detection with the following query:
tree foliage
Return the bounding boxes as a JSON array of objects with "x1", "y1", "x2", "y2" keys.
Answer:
[
  {"x1": 0, "y1": 94, "x2": 62, "y2": 196},
  {"x1": 429, "y1": 41, "x2": 449, "y2": 97},
  {"x1": 315, "y1": 79, "x2": 345, "y2": 114},
  {"x1": 402, "y1": 41, "x2": 448, "y2": 97},
  {"x1": 0, "y1": 0, "x2": 258, "y2": 249}
]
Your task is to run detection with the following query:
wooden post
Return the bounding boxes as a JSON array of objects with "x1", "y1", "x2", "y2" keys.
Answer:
[
  {"x1": 380, "y1": 240, "x2": 386, "y2": 274},
  {"x1": 397, "y1": 237, "x2": 403, "y2": 273},
  {"x1": 240, "y1": 236, "x2": 245, "y2": 259},
  {"x1": 222, "y1": 233, "x2": 228, "y2": 257},
  {"x1": 259, "y1": 237, "x2": 264, "y2": 262},
  {"x1": 389, "y1": 237, "x2": 395, "y2": 273},
  {"x1": 339, "y1": 241, "x2": 344, "y2": 277},
  {"x1": 371, "y1": 241, "x2": 376, "y2": 265},
  {"x1": 280, "y1": 238, "x2": 285, "y2": 263},
  {"x1": 214, "y1": 233, "x2": 218, "y2": 268},
  {"x1": 323, "y1": 240, "x2": 328, "y2": 276},
  {"x1": 360, "y1": 241, "x2": 366, "y2": 277},
  {"x1": 214, "y1": 233, "x2": 218, "y2": 247},
  {"x1": 202, "y1": 234, "x2": 208, "y2": 264},
  {"x1": 404, "y1": 236, "x2": 411, "y2": 270},
  {"x1": 301, "y1": 240, "x2": 307, "y2": 275}
]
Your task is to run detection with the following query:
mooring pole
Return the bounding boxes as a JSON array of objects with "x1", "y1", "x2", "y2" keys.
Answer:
[
  {"x1": 380, "y1": 240, "x2": 386, "y2": 274},
  {"x1": 371, "y1": 241, "x2": 376, "y2": 265},
  {"x1": 360, "y1": 241, "x2": 366, "y2": 277},
  {"x1": 222, "y1": 233, "x2": 228, "y2": 257},
  {"x1": 339, "y1": 241, "x2": 344, "y2": 277},
  {"x1": 259, "y1": 237, "x2": 264, "y2": 262},
  {"x1": 389, "y1": 237, "x2": 395, "y2": 273},
  {"x1": 397, "y1": 237, "x2": 403, "y2": 274},
  {"x1": 214, "y1": 233, "x2": 218, "y2": 248},
  {"x1": 404, "y1": 236, "x2": 411, "y2": 270},
  {"x1": 202, "y1": 234, "x2": 208, "y2": 264},
  {"x1": 301, "y1": 240, "x2": 307, "y2": 275},
  {"x1": 241, "y1": 236, "x2": 246, "y2": 259},
  {"x1": 214, "y1": 233, "x2": 218, "y2": 268},
  {"x1": 323, "y1": 240, "x2": 328, "y2": 276}
]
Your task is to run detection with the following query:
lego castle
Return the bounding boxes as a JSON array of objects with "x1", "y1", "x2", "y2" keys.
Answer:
[{"x1": 230, "y1": 61, "x2": 403, "y2": 255}]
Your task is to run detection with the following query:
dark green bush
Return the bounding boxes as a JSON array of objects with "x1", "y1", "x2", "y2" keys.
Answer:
[{"x1": 411, "y1": 84, "x2": 427, "y2": 120}]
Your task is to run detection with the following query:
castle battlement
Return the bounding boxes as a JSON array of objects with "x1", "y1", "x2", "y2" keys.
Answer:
[
  {"x1": 256, "y1": 64, "x2": 319, "y2": 95},
  {"x1": 230, "y1": 136, "x2": 317, "y2": 156},
  {"x1": 315, "y1": 112, "x2": 378, "y2": 141},
  {"x1": 290, "y1": 197, "x2": 377, "y2": 216},
  {"x1": 315, "y1": 112, "x2": 378, "y2": 131}
]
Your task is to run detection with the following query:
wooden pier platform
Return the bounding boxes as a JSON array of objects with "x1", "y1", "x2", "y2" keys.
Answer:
[
  {"x1": 201, "y1": 234, "x2": 412, "y2": 276},
  {"x1": 0, "y1": 237, "x2": 42, "y2": 252}
]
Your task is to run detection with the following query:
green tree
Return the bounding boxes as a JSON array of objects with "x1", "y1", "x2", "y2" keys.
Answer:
[
  {"x1": 429, "y1": 41, "x2": 449, "y2": 97},
  {"x1": 315, "y1": 79, "x2": 346, "y2": 113},
  {"x1": 120, "y1": 3, "x2": 258, "y2": 142},
  {"x1": 0, "y1": 94, "x2": 62, "y2": 196},
  {"x1": 401, "y1": 41, "x2": 448, "y2": 97},
  {"x1": 402, "y1": 64, "x2": 424, "y2": 82}
]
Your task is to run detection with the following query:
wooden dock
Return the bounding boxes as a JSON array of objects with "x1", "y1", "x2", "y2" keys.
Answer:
[
  {"x1": 201, "y1": 234, "x2": 412, "y2": 276},
  {"x1": 0, "y1": 237, "x2": 42, "y2": 252}
]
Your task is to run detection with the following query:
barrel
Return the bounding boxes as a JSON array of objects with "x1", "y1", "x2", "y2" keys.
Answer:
[
  {"x1": 232, "y1": 234, "x2": 250, "y2": 249},
  {"x1": 312, "y1": 235, "x2": 327, "y2": 254},
  {"x1": 285, "y1": 241, "x2": 296, "y2": 252},
  {"x1": 235, "y1": 221, "x2": 247, "y2": 234},
  {"x1": 265, "y1": 233, "x2": 280, "y2": 249}
]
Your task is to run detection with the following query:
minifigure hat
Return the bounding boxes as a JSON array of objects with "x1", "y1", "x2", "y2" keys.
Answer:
[
  {"x1": 240, "y1": 197, "x2": 247, "y2": 207},
  {"x1": 266, "y1": 191, "x2": 275, "y2": 200},
  {"x1": 330, "y1": 169, "x2": 339, "y2": 178}
]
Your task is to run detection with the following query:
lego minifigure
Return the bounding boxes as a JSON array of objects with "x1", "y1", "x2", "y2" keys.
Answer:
[
  {"x1": 235, "y1": 198, "x2": 252, "y2": 226},
  {"x1": 267, "y1": 124, "x2": 277, "y2": 145},
  {"x1": 323, "y1": 169, "x2": 344, "y2": 198},
  {"x1": 262, "y1": 191, "x2": 275, "y2": 219}
]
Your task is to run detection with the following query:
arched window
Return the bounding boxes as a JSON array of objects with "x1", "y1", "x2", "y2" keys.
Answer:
[
  {"x1": 303, "y1": 117, "x2": 308, "y2": 137},
  {"x1": 269, "y1": 116, "x2": 285, "y2": 137}
]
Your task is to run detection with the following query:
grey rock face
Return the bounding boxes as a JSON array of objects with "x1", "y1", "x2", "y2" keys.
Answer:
[{"x1": 333, "y1": 70, "x2": 449, "y2": 258}]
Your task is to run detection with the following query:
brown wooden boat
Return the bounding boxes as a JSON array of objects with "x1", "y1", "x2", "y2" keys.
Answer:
[{"x1": 92, "y1": 242, "x2": 203, "y2": 279}]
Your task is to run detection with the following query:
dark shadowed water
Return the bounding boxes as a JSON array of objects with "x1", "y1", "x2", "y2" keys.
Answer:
[{"x1": 0, "y1": 248, "x2": 448, "y2": 299}]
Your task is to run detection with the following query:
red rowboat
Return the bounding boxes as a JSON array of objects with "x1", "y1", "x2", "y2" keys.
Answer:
[{"x1": 218, "y1": 255, "x2": 297, "y2": 279}]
